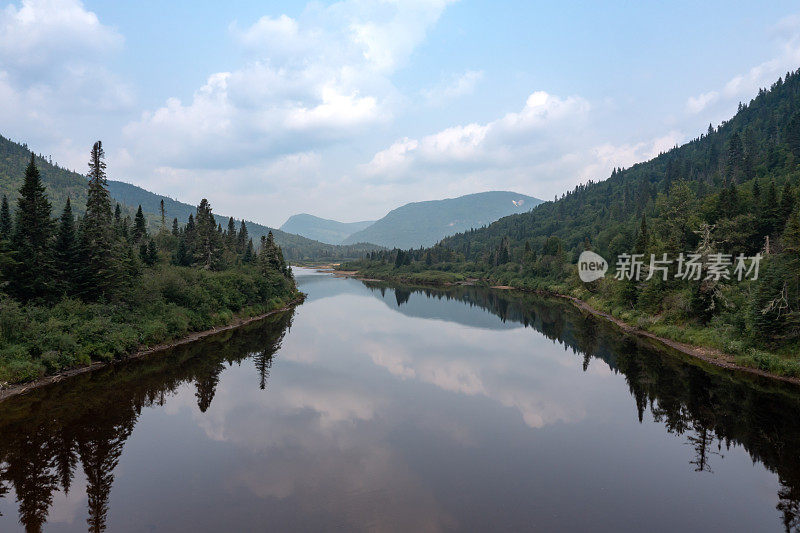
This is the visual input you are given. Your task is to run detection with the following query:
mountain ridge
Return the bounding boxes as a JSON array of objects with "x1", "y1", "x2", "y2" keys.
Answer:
[
  {"x1": 341, "y1": 191, "x2": 543, "y2": 249},
  {"x1": 279, "y1": 213, "x2": 374, "y2": 244}
]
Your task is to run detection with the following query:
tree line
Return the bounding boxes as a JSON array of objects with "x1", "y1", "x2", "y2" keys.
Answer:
[{"x1": 0, "y1": 141, "x2": 292, "y2": 304}]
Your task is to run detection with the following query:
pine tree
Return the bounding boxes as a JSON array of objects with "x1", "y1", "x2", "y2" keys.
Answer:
[
  {"x1": 11, "y1": 155, "x2": 55, "y2": 300},
  {"x1": 159, "y1": 199, "x2": 166, "y2": 231},
  {"x1": 172, "y1": 217, "x2": 179, "y2": 236},
  {"x1": 226, "y1": 217, "x2": 236, "y2": 249},
  {"x1": 195, "y1": 199, "x2": 222, "y2": 269},
  {"x1": 133, "y1": 205, "x2": 147, "y2": 243},
  {"x1": 54, "y1": 197, "x2": 79, "y2": 295},
  {"x1": 237, "y1": 220, "x2": 248, "y2": 253},
  {"x1": 243, "y1": 238, "x2": 254, "y2": 263},
  {"x1": 78, "y1": 141, "x2": 117, "y2": 299},
  {"x1": 759, "y1": 180, "x2": 782, "y2": 239},
  {"x1": 780, "y1": 180, "x2": 795, "y2": 226},
  {"x1": 787, "y1": 112, "x2": 800, "y2": 159},
  {"x1": 0, "y1": 195, "x2": 11, "y2": 239}
]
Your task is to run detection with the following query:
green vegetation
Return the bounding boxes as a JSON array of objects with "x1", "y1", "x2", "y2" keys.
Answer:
[
  {"x1": 344, "y1": 69, "x2": 800, "y2": 377},
  {"x1": 341, "y1": 190, "x2": 543, "y2": 249},
  {"x1": 0, "y1": 143, "x2": 299, "y2": 385}
]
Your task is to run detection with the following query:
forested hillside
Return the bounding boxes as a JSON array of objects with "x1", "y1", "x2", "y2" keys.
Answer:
[
  {"x1": 341, "y1": 191, "x2": 542, "y2": 248},
  {"x1": 345, "y1": 68, "x2": 800, "y2": 376},
  {"x1": 0, "y1": 134, "x2": 379, "y2": 261}
]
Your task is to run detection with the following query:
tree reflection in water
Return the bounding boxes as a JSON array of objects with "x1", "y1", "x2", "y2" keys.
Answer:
[
  {"x1": 364, "y1": 282, "x2": 800, "y2": 530},
  {"x1": 0, "y1": 283, "x2": 800, "y2": 531},
  {"x1": 0, "y1": 311, "x2": 292, "y2": 532}
]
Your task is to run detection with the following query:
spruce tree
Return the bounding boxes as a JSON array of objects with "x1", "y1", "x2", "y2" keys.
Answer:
[
  {"x1": 759, "y1": 180, "x2": 782, "y2": 239},
  {"x1": 11, "y1": 155, "x2": 55, "y2": 300},
  {"x1": 195, "y1": 199, "x2": 222, "y2": 269},
  {"x1": 133, "y1": 205, "x2": 147, "y2": 243},
  {"x1": 780, "y1": 181, "x2": 795, "y2": 226},
  {"x1": 172, "y1": 217, "x2": 179, "y2": 236},
  {"x1": 237, "y1": 220, "x2": 248, "y2": 253},
  {"x1": 243, "y1": 238, "x2": 254, "y2": 263},
  {"x1": 79, "y1": 141, "x2": 117, "y2": 299},
  {"x1": 226, "y1": 217, "x2": 236, "y2": 249},
  {"x1": 0, "y1": 195, "x2": 11, "y2": 239},
  {"x1": 54, "y1": 197, "x2": 79, "y2": 295}
]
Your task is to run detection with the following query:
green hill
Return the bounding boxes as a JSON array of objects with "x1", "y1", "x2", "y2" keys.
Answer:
[
  {"x1": 346, "y1": 68, "x2": 800, "y2": 373},
  {"x1": 279, "y1": 213, "x2": 374, "y2": 244},
  {"x1": 0, "y1": 134, "x2": 379, "y2": 261},
  {"x1": 341, "y1": 191, "x2": 543, "y2": 249}
]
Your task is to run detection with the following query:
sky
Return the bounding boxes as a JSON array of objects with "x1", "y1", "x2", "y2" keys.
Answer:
[{"x1": 1, "y1": 0, "x2": 800, "y2": 227}]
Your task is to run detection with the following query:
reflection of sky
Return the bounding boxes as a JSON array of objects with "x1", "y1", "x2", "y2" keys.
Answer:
[{"x1": 4, "y1": 269, "x2": 784, "y2": 531}]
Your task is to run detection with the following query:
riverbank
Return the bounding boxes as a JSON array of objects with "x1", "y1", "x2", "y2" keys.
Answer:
[
  {"x1": 0, "y1": 296, "x2": 305, "y2": 403},
  {"x1": 330, "y1": 268, "x2": 800, "y2": 387}
]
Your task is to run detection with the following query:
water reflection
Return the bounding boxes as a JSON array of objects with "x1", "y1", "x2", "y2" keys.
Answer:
[
  {"x1": 0, "y1": 271, "x2": 798, "y2": 531},
  {"x1": 0, "y1": 312, "x2": 291, "y2": 532}
]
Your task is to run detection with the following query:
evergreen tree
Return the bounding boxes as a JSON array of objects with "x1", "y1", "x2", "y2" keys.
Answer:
[
  {"x1": 759, "y1": 180, "x2": 782, "y2": 239},
  {"x1": 11, "y1": 155, "x2": 55, "y2": 300},
  {"x1": 226, "y1": 217, "x2": 237, "y2": 249},
  {"x1": 195, "y1": 199, "x2": 222, "y2": 269},
  {"x1": 243, "y1": 238, "x2": 255, "y2": 263},
  {"x1": 133, "y1": 205, "x2": 147, "y2": 243},
  {"x1": 787, "y1": 112, "x2": 800, "y2": 159},
  {"x1": 79, "y1": 141, "x2": 116, "y2": 299},
  {"x1": 54, "y1": 197, "x2": 79, "y2": 295},
  {"x1": 0, "y1": 194, "x2": 11, "y2": 239},
  {"x1": 171, "y1": 217, "x2": 179, "y2": 236},
  {"x1": 780, "y1": 181, "x2": 795, "y2": 226},
  {"x1": 237, "y1": 221, "x2": 248, "y2": 253}
]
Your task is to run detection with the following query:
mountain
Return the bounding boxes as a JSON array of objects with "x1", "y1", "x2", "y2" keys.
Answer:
[
  {"x1": 279, "y1": 213, "x2": 374, "y2": 244},
  {"x1": 341, "y1": 191, "x2": 543, "y2": 249},
  {"x1": 0, "y1": 134, "x2": 379, "y2": 261}
]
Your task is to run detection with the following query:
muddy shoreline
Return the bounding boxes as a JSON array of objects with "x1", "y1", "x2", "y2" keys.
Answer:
[{"x1": 0, "y1": 297, "x2": 305, "y2": 404}]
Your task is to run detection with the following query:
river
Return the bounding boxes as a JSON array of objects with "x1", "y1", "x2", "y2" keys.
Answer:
[{"x1": 0, "y1": 267, "x2": 799, "y2": 531}]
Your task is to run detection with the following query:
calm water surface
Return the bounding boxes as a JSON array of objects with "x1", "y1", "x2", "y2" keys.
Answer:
[{"x1": 1, "y1": 268, "x2": 800, "y2": 531}]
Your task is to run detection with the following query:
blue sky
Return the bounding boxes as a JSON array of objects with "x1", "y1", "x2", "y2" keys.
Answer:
[{"x1": 1, "y1": 0, "x2": 799, "y2": 226}]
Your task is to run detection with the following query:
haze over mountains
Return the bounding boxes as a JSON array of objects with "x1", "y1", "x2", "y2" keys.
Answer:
[
  {"x1": 0, "y1": 134, "x2": 542, "y2": 258},
  {"x1": 339, "y1": 191, "x2": 542, "y2": 249},
  {"x1": 280, "y1": 214, "x2": 374, "y2": 245}
]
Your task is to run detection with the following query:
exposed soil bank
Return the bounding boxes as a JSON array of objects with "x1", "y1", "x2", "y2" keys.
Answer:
[
  {"x1": 334, "y1": 271, "x2": 800, "y2": 387},
  {"x1": 0, "y1": 297, "x2": 305, "y2": 404}
]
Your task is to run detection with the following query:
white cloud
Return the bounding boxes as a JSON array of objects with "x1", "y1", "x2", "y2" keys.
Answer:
[
  {"x1": 124, "y1": 0, "x2": 457, "y2": 171},
  {"x1": 0, "y1": 0, "x2": 121, "y2": 71},
  {"x1": 0, "y1": 0, "x2": 131, "y2": 162},
  {"x1": 363, "y1": 91, "x2": 592, "y2": 183}
]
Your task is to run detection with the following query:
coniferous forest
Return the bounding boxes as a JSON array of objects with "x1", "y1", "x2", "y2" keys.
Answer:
[
  {"x1": 0, "y1": 141, "x2": 298, "y2": 385},
  {"x1": 343, "y1": 69, "x2": 800, "y2": 377}
]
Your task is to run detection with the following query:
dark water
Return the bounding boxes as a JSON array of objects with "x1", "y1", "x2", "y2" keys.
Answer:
[{"x1": 1, "y1": 268, "x2": 800, "y2": 532}]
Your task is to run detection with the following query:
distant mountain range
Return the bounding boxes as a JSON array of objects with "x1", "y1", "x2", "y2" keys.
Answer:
[
  {"x1": 280, "y1": 214, "x2": 374, "y2": 245},
  {"x1": 0, "y1": 134, "x2": 379, "y2": 261},
  {"x1": 339, "y1": 191, "x2": 543, "y2": 249},
  {"x1": 1, "y1": 134, "x2": 542, "y2": 256}
]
